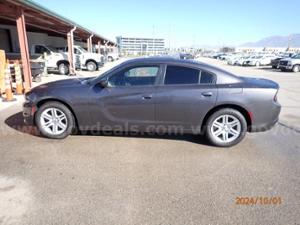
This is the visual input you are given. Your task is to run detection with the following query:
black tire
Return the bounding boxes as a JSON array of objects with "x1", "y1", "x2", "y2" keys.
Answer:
[
  {"x1": 35, "y1": 101, "x2": 75, "y2": 139},
  {"x1": 292, "y1": 65, "x2": 300, "y2": 73},
  {"x1": 272, "y1": 65, "x2": 276, "y2": 69},
  {"x1": 108, "y1": 56, "x2": 113, "y2": 62},
  {"x1": 205, "y1": 108, "x2": 247, "y2": 147},
  {"x1": 58, "y1": 63, "x2": 69, "y2": 75},
  {"x1": 86, "y1": 61, "x2": 97, "y2": 71}
]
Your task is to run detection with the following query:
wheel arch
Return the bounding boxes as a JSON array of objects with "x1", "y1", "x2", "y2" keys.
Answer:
[
  {"x1": 35, "y1": 98, "x2": 79, "y2": 129},
  {"x1": 85, "y1": 59, "x2": 98, "y2": 67},
  {"x1": 201, "y1": 104, "x2": 252, "y2": 132},
  {"x1": 56, "y1": 60, "x2": 69, "y2": 67}
]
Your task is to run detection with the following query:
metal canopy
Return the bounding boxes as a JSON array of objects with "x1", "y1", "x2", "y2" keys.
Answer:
[{"x1": 0, "y1": 0, "x2": 116, "y2": 46}]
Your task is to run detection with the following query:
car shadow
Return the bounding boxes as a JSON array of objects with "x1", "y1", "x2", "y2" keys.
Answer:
[
  {"x1": 256, "y1": 67, "x2": 280, "y2": 71},
  {"x1": 5, "y1": 112, "x2": 213, "y2": 146},
  {"x1": 5, "y1": 112, "x2": 41, "y2": 137}
]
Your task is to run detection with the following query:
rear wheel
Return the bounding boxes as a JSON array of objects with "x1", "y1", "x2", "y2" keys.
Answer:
[
  {"x1": 35, "y1": 102, "x2": 75, "y2": 139},
  {"x1": 292, "y1": 65, "x2": 300, "y2": 72},
  {"x1": 205, "y1": 108, "x2": 247, "y2": 147}
]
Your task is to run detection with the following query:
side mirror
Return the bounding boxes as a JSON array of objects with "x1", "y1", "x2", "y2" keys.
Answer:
[{"x1": 99, "y1": 79, "x2": 109, "y2": 88}]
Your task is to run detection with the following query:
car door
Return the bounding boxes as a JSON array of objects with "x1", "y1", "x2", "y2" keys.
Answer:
[
  {"x1": 154, "y1": 64, "x2": 217, "y2": 133},
  {"x1": 89, "y1": 64, "x2": 162, "y2": 132}
]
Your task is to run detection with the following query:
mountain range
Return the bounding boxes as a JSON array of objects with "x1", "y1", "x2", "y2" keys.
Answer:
[{"x1": 240, "y1": 34, "x2": 300, "y2": 47}]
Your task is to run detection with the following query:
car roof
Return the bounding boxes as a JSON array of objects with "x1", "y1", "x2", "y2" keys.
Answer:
[{"x1": 123, "y1": 56, "x2": 227, "y2": 71}]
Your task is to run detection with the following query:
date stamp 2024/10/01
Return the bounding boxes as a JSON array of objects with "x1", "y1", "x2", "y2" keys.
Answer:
[{"x1": 236, "y1": 196, "x2": 282, "y2": 205}]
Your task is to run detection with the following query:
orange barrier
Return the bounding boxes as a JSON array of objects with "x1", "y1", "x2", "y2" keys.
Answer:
[
  {"x1": 14, "y1": 61, "x2": 24, "y2": 95},
  {"x1": 2, "y1": 60, "x2": 16, "y2": 102}
]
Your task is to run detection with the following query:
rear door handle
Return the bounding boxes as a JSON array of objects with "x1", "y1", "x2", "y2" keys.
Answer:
[
  {"x1": 142, "y1": 95, "x2": 152, "y2": 100},
  {"x1": 201, "y1": 92, "x2": 213, "y2": 97}
]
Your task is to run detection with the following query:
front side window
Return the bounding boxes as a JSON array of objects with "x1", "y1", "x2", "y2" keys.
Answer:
[
  {"x1": 164, "y1": 66, "x2": 200, "y2": 85},
  {"x1": 108, "y1": 66, "x2": 159, "y2": 87}
]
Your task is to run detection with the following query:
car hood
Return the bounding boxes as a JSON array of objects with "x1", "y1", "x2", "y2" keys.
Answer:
[
  {"x1": 279, "y1": 57, "x2": 292, "y2": 61},
  {"x1": 31, "y1": 78, "x2": 90, "y2": 91},
  {"x1": 241, "y1": 77, "x2": 279, "y2": 89}
]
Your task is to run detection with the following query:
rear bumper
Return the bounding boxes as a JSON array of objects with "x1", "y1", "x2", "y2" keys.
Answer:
[{"x1": 249, "y1": 102, "x2": 281, "y2": 132}]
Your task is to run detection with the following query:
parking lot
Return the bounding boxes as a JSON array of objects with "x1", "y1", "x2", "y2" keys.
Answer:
[
  {"x1": 197, "y1": 56, "x2": 300, "y2": 131},
  {"x1": 0, "y1": 58, "x2": 299, "y2": 225}
]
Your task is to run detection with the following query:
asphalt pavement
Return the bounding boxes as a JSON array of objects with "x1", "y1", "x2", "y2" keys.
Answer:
[{"x1": 0, "y1": 102, "x2": 299, "y2": 225}]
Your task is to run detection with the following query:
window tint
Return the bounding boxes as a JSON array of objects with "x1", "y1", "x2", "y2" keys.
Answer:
[
  {"x1": 109, "y1": 66, "x2": 159, "y2": 87},
  {"x1": 35, "y1": 46, "x2": 50, "y2": 54},
  {"x1": 200, "y1": 70, "x2": 214, "y2": 84},
  {"x1": 164, "y1": 66, "x2": 200, "y2": 85}
]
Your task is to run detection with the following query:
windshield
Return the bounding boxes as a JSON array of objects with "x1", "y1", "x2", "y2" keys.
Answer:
[
  {"x1": 46, "y1": 45, "x2": 58, "y2": 52},
  {"x1": 76, "y1": 46, "x2": 87, "y2": 53},
  {"x1": 292, "y1": 54, "x2": 300, "y2": 59}
]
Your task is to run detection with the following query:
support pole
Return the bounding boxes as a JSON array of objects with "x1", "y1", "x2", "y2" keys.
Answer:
[
  {"x1": 87, "y1": 38, "x2": 90, "y2": 52},
  {"x1": 16, "y1": 9, "x2": 31, "y2": 92},
  {"x1": 97, "y1": 41, "x2": 101, "y2": 54},
  {"x1": 87, "y1": 35, "x2": 94, "y2": 52},
  {"x1": 67, "y1": 26, "x2": 76, "y2": 75}
]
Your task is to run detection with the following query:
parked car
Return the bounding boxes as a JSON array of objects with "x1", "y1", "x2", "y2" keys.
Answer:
[
  {"x1": 271, "y1": 53, "x2": 294, "y2": 69},
  {"x1": 179, "y1": 53, "x2": 194, "y2": 60},
  {"x1": 227, "y1": 55, "x2": 243, "y2": 65},
  {"x1": 244, "y1": 55, "x2": 275, "y2": 66},
  {"x1": 23, "y1": 57, "x2": 281, "y2": 147},
  {"x1": 278, "y1": 54, "x2": 300, "y2": 72},
  {"x1": 235, "y1": 56, "x2": 252, "y2": 66},
  {"x1": 30, "y1": 44, "x2": 69, "y2": 75},
  {"x1": 61, "y1": 45, "x2": 104, "y2": 71},
  {"x1": 107, "y1": 50, "x2": 120, "y2": 62}
]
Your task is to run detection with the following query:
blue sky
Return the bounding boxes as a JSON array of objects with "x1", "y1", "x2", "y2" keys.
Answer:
[{"x1": 36, "y1": 0, "x2": 300, "y2": 47}]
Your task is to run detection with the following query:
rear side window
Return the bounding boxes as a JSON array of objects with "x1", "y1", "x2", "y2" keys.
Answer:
[
  {"x1": 164, "y1": 66, "x2": 200, "y2": 85},
  {"x1": 200, "y1": 70, "x2": 214, "y2": 84}
]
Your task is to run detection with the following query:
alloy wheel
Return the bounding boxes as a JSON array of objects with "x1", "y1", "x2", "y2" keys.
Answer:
[
  {"x1": 40, "y1": 108, "x2": 68, "y2": 135},
  {"x1": 210, "y1": 114, "x2": 241, "y2": 143}
]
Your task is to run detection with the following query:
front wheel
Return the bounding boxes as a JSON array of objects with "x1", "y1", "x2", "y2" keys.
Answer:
[
  {"x1": 58, "y1": 63, "x2": 69, "y2": 75},
  {"x1": 35, "y1": 102, "x2": 75, "y2": 139},
  {"x1": 205, "y1": 108, "x2": 247, "y2": 147},
  {"x1": 86, "y1": 61, "x2": 97, "y2": 71},
  {"x1": 292, "y1": 65, "x2": 299, "y2": 72}
]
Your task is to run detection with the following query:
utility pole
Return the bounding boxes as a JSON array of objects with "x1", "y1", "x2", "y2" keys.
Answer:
[{"x1": 152, "y1": 25, "x2": 155, "y2": 55}]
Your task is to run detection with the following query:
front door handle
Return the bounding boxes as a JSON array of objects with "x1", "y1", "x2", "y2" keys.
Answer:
[
  {"x1": 142, "y1": 95, "x2": 152, "y2": 100},
  {"x1": 201, "y1": 92, "x2": 213, "y2": 97}
]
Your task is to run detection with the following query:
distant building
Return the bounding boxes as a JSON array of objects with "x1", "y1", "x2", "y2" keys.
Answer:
[{"x1": 116, "y1": 36, "x2": 165, "y2": 55}]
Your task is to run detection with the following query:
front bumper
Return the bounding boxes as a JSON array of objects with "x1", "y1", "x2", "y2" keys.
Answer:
[
  {"x1": 279, "y1": 65, "x2": 293, "y2": 70},
  {"x1": 23, "y1": 101, "x2": 36, "y2": 125}
]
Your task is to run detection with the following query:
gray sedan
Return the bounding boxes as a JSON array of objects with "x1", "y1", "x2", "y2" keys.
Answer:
[{"x1": 23, "y1": 57, "x2": 281, "y2": 147}]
